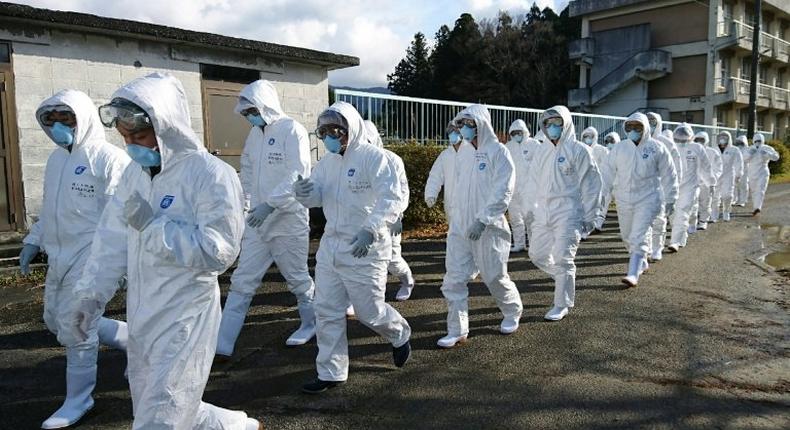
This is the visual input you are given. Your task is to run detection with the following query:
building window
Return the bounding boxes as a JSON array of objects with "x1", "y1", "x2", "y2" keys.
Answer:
[
  {"x1": 759, "y1": 64, "x2": 769, "y2": 85},
  {"x1": 720, "y1": 54, "x2": 730, "y2": 82},
  {"x1": 741, "y1": 57, "x2": 752, "y2": 80},
  {"x1": 722, "y1": 1, "x2": 733, "y2": 21}
]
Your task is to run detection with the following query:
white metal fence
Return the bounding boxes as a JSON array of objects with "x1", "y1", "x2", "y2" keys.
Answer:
[{"x1": 334, "y1": 89, "x2": 773, "y2": 146}]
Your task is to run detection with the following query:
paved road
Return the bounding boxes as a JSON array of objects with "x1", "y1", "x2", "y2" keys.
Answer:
[{"x1": 1, "y1": 185, "x2": 788, "y2": 429}]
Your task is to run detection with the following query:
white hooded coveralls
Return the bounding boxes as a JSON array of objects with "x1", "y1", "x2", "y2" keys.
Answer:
[
  {"x1": 217, "y1": 80, "x2": 314, "y2": 356},
  {"x1": 505, "y1": 119, "x2": 540, "y2": 250},
  {"x1": 72, "y1": 73, "x2": 250, "y2": 429},
  {"x1": 671, "y1": 124, "x2": 715, "y2": 247},
  {"x1": 581, "y1": 126, "x2": 610, "y2": 231},
  {"x1": 364, "y1": 120, "x2": 414, "y2": 286},
  {"x1": 601, "y1": 113, "x2": 678, "y2": 256},
  {"x1": 597, "y1": 132, "x2": 620, "y2": 228},
  {"x1": 712, "y1": 131, "x2": 743, "y2": 219},
  {"x1": 734, "y1": 136, "x2": 750, "y2": 205},
  {"x1": 646, "y1": 113, "x2": 682, "y2": 256},
  {"x1": 296, "y1": 102, "x2": 411, "y2": 382},
  {"x1": 441, "y1": 104, "x2": 523, "y2": 338},
  {"x1": 527, "y1": 106, "x2": 602, "y2": 308},
  {"x1": 745, "y1": 134, "x2": 780, "y2": 211},
  {"x1": 692, "y1": 132, "x2": 721, "y2": 225}
]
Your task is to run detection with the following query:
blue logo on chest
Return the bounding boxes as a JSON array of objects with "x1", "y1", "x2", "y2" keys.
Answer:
[
  {"x1": 478, "y1": 163, "x2": 486, "y2": 171},
  {"x1": 160, "y1": 195, "x2": 175, "y2": 209},
  {"x1": 74, "y1": 166, "x2": 86, "y2": 175},
  {"x1": 347, "y1": 168, "x2": 356, "y2": 177},
  {"x1": 642, "y1": 153, "x2": 649, "y2": 159},
  {"x1": 268, "y1": 138, "x2": 276, "y2": 146},
  {"x1": 558, "y1": 156, "x2": 565, "y2": 163}
]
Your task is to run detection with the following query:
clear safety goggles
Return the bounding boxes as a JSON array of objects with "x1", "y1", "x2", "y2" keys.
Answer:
[
  {"x1": 605, "y1": 138, "x2": 616, "y2": 144},
  {"x1": 510, "y1": 130, "x2": 524, "y2": 137},
  {"x1": 314, "y1": 124, "x2": 347, "y2": 140},
  {"x1": 39, "y1": 106, "x2": 76, "y2": 127},
  {"x1": 694, "y1": 138, "x2": 706, "y2": 143},
  {"x1": 456, "y1": 118, "x2": 477, "y2": 129},
  {"x1": 98, "y1": 99, "x2": 152, "y2": 131},
  {"x1": 240, "y1": 107, "x2": 260, "y2": 117},
  {"x1": 623, "y1": 122, "x2": 643, "y2": 133},
  {"x1": 543, "y1": 117, "x2": 563, "y2": 128}
]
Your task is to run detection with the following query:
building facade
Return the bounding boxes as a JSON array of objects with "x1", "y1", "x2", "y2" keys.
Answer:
[
  {"x1": 568, "y1": 0, "x2": 789, "y2": 137},
  {"x1": 0, "y1": 2, "x2": 357, "y2": 232}
]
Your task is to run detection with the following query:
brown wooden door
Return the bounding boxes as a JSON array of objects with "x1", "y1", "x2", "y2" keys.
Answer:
[
  {"x1": 201, "y1": 79, "x2": 250, "y2": 171},
  {"x1": 0, "y1": 65, "x2": 23, "y2": 231}
]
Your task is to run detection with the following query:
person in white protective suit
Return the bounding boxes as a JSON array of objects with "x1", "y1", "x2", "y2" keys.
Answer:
[
  {"x1": 597, "y1": 132, "x2": 620, "y2": 229},
  {"x1": 504, "y1": 119, "x2": 541, "y2": 252},
  {"x1": 22, "y1": 90, "x2": 131, "y2": 429},
  {"x1": 745, "y1": 133, "x2": 780, "y2": 216},
  {"x1": 216, "y1": 80, "x2": 315, "y2": 355},
  {"x1": 691, "y1": 132, "x2": 722, "y2": 231},
  {"x1": 733, "y1": 135, "x2": 750, "y2": 206},
  {"x1": 711, "y1": 131, "x2": 744, "y2": 223},
  {"x1": 667, "y1": 124, "x2": 715, "y2": 252},
  {"x1": 581, "y1": 126, "x2": 609, "y2": 236},
  {"x1": 601, "y1": 113, "x2": 678, "y2": 287},
  {"x1": 364, "y1": 120, "x2": 415, "y2": 301},
  {"x1": 425, "y1": 121, "x2": 464, "y2": 221},
  {"x1": 435, "y1": 104, "x2": 524, "y2": 348},
  {"x1": 645, "y1": 112, "x2": 682, "y2": 262},
  {"x1": 292, "y1": 102, "x2": 412, "y2": 394},
  {"x1": 66, "y1": 73, "x2": 261, "y2": 430},
  {"x1": 527, "y1": 106, "x2": 602, "y2": 321}
]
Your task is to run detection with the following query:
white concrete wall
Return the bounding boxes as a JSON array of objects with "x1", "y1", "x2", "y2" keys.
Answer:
[{"x1": 8, "y1": 28, "x2": 330, "y2": 226}]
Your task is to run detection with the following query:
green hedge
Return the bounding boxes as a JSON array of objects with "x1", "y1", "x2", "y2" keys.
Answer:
[
  {"x1": 385, "y1": 143, "x2": 447, "y2": 227},
  {"x1": 767, "y1": 140, "x2": 790, "y2": 175}
]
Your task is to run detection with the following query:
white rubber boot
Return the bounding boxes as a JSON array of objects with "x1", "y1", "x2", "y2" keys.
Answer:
[
  {"x1": 41, "y1": 348, "x2": 97, "y2": 429},
  {"x1": 395, "y1": 275, "x2": 415, "y2": 301},
  {"x1": 216, "y1": 291, "x2": 253, "y2": 357},
  {"x1": 97, "y1": 318, "x2": 127, "y2": 351},
  {"x1": 286, "y1": 300, "x2": 316, "y2": 347}
]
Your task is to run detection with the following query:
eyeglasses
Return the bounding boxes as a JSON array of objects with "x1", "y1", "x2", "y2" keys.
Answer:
[
  {"x1": 543, "y1": 117, "x2": 563, "y2": 127},
  {"x1": 314, "y1": 125, "x2": 347, "y2": 139},
  {"x1": 510, "y1": 131, "x2": 523, "y2": 137},
  {"x1": 98, "y1": 99, "x2": 152, "y2": 131},
  {"x1": 240, "y1": 107, "x2": 260, "y2": 117},
  {"x1": 456, "y1": 118, "x2": 476, "y2": 128},
  {"x1": 694, "y1": 139, "x2": 705, "y2": 143},
  {"x1": 623, "y1": 123, "x2": 643, "y2": 133},
  {"x1": 605, "y1": 138, "x2": 615, "y2": 144},
  {"x1": 39, "y1": 108, "x2": 76, "y2": 127}
]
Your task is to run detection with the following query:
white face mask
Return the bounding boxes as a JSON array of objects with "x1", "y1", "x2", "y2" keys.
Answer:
[{"x1": 718, "y1": 138, "x2": 727, "y2": 145}]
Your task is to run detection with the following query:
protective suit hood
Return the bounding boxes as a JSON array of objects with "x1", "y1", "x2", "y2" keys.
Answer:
[
  {"x1": 325, "y1": 101, "x2": 367, "y2": 152},
  {"x1": 581, "y1": 126, "x2": 599, "y2": 144},
  {"x1": 716, "y1": 131, "x2": 733, "y2": 149},
  {"x1": 36, "y1": 89, "x2": 105, "y2": 150},
  {"x1": 646, "y1": 112, "x2": 664, "y2": 139},
  {"x1": 454, "y1": 104, "x2": 498, "y2": 149},
  {"x1": 623, "y1": 112, "x2": 651, "y2": 143},
  {"x1": 235, "y1": 80, "x2": 285, "y2": 125},
  {"x1": 754, "y1": 133, "x2": 765, "y2": 145},
  {"x1": 604, "y1": 132, "x2": 621, "y2": 144},
  {"x1": 539, "y1": 105, "x2": 576, "y2": 146},
  {"x1": 736, "y1": 135, "x2": 749, "y2": 147},
  {"x1": 674, "y1": 123, "x2": 694, "y2": 143},
  {"x1": 508, "y1": 119, "x2": 530, "y2": 137},
  {"x1": 694, "y1": 131, "x2": 711, "y2": 147},
  {"x1": 364, "y1": 120, "x2": 384, "y2": 148},
  {"x1": 111, "y1": 72, "x2": 203, "y2": 172}
]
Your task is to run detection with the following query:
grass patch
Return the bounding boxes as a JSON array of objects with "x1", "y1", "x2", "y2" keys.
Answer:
[
  {"x1": 0, "y1": 268, "x2": 46, "y2": 288},
  {"x1": 770, "y1": 171, "x2": 790, "y2": 184}
]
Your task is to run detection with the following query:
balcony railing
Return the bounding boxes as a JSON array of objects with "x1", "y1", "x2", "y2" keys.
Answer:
[
  {"x1": 714, "y1": 77, "x2": 790, "y2": 110},
  {"x1": 717, "y1": 20, "x2": 790, "y2": 63}
]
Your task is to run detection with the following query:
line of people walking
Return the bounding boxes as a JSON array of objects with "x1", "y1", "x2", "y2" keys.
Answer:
[{"x1": 18, "y1": 72, "x2": 780, "y2": 429}]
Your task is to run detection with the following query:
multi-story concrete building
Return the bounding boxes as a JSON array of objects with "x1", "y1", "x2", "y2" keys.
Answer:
[
  {"x1": 0, "y1": 2, "x2": 357, "y2": 233},
  {"x1": 567, "y1": 0, "x2": 789, "y2": 137}
]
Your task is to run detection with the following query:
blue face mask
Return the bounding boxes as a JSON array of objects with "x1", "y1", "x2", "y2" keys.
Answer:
[
  {"x1": 547, "y1": 124, "x2": 563, "y2": 140},
  {"x1": 627, "y1": 130, "x2": 642, "y2": 142},
  {"x1": 245, "y1": 114, "x2": 266, "y2": 127},
  {"x1": 584, "y1": 137, "x2": 594, "y2": 146},
  {"x1": 323, "y1": 135, "x2": 343, "y2": 154},
  {"x1": 50, "y1": 122, "x2": 75, "y2": 147},
  {"x1": 448, "y1": 131, "x2": 461, "y2": 145},
  {"x1": 460, "y1": 125, "x2": 476, "y2": 141},
  {"x1": 514, "y1": 135, "x2": 524, "y2": 143},
  {"x1": 127, "y1": 144, "x2": 162, "y2": 167}
]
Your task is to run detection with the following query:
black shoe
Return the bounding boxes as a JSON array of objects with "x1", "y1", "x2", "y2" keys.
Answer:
[
  {"x1": 393, "y1": 341, "x2": 411, "y2": 368},
  {"x1": 752, "y1": 209, "x2": 761, "y2": 216},
  {"x1": 594, "y1": 228, "x2": 603, "y2": 234},
  {"x1": 301, "y1": 379, "x2": 344, "y2": 394}
]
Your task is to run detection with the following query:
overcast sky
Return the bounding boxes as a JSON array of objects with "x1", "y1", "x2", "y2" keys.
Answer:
[{"x1": 16, "y1": 0, "x2": 570, "y2": 88}]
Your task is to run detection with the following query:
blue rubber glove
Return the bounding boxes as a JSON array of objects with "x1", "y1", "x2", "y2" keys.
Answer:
[
  {"x1": 349, "y1": 229, "x2": 375, "y2": 258},
  {"x1": 467, "y1": 220, "x2": 486, "y2": 241},
  {"x1": 246, "y1": 202, "x2": 274, "y2": 228},
  {"x1": 124, "y1": 192, "x2": 154, "y2": 231},
  {"x1": 19, "y1": 244, "x2": 40, "y2": 276},
  {"x1": 391, "y1": 218, "x2": 403, "y2": 236},
  {"x1": 293, "y1": 175, "x2": 314, "y2": 198}
]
